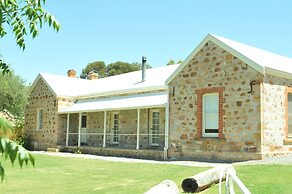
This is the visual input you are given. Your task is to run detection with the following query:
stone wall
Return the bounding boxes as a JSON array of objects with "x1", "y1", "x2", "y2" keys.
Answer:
[
  {"x1": 168, "y1": 41, "x2": 263, "y2": 161},
  {"x1": 262, "y1": 74, "x2": 292, "y2": 155},
  {"x1": 25, "y1": 78, "x2": 58, "y2": 150}
]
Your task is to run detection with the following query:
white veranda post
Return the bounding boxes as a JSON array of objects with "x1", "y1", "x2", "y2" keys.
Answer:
[
  {"x1": 136, "y1": 109, "x2": 140, "y2": 150},
  {"x1": 103, "y1": 111, "x2": 107, "y2": 147},
  {"x1": 78, "y1": 112, "x2": 81, "y2": 147},
  {"x1": 164, "y1": 102, "x2": 169, "y2": 160},
  {"x1": 66, "y1": 113, "x2": 70, "y2": 146}
]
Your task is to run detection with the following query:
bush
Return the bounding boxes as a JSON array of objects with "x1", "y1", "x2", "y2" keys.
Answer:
[{"x1": 0, "y1": 117, "x2": 24, "y2": 142}]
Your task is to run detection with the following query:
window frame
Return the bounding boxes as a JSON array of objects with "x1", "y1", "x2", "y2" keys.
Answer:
[
  {"x1": 36, "y1": 108, "x2": 43, "y2": 131},
  {"x1": 111, "y1": 112, "x2": 120, "y2": 144},
  {"x1": 150, "y1": 109, "x2": 160, "y2": 146},
  {"x1": 202, "y1": 93, "x2": 219, "y2": 138},
  {"x1": 81, "y1": 113, "x2": 87, "y2": 129},
  {"x1": 285, "y1": 87, "x2": 292, "y2": 141},
  {"x1": 196, "y1": 87, "x2": 225, "y2": 139}
]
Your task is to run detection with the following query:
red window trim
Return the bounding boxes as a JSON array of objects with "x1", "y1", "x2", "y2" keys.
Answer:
[{"x1": 195, "y1": 87, "x2": 225, "y2": 139}]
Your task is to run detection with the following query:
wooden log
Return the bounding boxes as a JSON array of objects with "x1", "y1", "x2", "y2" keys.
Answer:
[
  {"x1": 181, "y1": 165, "x2": 234, "y2": 193},
  {"x1": 145, "y1": 180, "x2": 179, "y2": 194}
]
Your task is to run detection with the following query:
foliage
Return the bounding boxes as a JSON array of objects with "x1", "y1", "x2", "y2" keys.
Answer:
[
  {"x1": 106, "y1": 61, "x2": 140, "y2": 77},
  {"x1": 166, "y1": 59, "x2": 183, "y2": 65},
  {"x1": 0, "y1": 0, "x2": 61, "y2": 73},
  {"x1": 80, "y1": 61, "x2": 152, "y2": 79},
  {"x1": 0, "y1": 137, "x2": 35, "y2": 181},
  {"x1": 0, "y1": 117, "x2": 13, "y2": 134},
  {"x1": 0, "y1": 70, "x2": 28, "y2": 118},
  {"x1": 80, "y1": 61, "x2": 106, "y2": 78}
]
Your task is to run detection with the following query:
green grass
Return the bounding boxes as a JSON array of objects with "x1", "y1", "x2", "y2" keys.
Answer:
[
  {"x1": 0, "y1": 154, "x2": 292, "y2": 194},
  {"x1": 0, "y1": 154, "x2": 207, "y2": 194},
  {"x1": 203, "y1": 165, "x2": 292, "y2": 194}
]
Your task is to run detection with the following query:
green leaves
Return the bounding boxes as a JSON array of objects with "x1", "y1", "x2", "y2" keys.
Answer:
[
  {"x1": 0, "y1": 59, "x2": 10, "y2": 75},
  {"x1": 0, "y1": 0, "x2": 61, "y2": 60},
  {"x1": 0, "y1": 137, "x2": 35, "y2": 182}
]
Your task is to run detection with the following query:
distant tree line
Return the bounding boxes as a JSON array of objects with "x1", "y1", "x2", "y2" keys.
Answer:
[
  {"x1": 80, "y1": 61, "x2": 151, "y2": 79},
  {"x1": 80, "y1": 59, "x2": 183, "y2": 79}
]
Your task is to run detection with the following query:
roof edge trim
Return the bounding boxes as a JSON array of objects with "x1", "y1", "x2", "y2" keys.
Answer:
[
  {"x1": 28, "y1": 74, "x2": 57, "y2": 97},
  {"x1": 166, "y1": 34, "x2": 265, "y2": 84},
  {"x1": 265, "y1": 67, "x2": 292, "y2": 80}
]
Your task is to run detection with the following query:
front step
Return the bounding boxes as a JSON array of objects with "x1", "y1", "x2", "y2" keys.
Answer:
[{"x1": 47, "y1": 147, "x2": 60, "y2": 152}]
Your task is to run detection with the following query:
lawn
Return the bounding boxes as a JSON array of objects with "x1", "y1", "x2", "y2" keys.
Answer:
[
  {"x1": 0, "y1": 154, "x2": 291, "y2": 194},
  {"x1": 0, "y1": 154, "x2": 206, "y2": 194}
]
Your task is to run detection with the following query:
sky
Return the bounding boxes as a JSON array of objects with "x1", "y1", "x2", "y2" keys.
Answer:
[{"x1": 1, "y1": 0, "x2": 292, "y2": 84}]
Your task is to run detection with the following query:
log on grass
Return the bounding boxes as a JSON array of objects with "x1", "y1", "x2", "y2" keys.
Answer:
[
  {"x1": 144, "y1": 180, "x2": 179, "y2": 194},
  {"x1": 181, "y1": 165, "x2": 234, "y2": 193}
]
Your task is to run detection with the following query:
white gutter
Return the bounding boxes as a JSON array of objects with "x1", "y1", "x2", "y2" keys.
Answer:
[
  {"x1": 57, "y1": 104, "x2": 167, "y2": 114},
  {"x1": 56, "y1": 85, "x2": 167, "y2": 99},
  {"x1": 264, "y1": 67, "x2": 292, "y2": 80}
]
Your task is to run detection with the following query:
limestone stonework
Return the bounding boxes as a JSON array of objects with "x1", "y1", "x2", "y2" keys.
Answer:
[
  {"x1": 25, "y1": 78, "x2": 58, "y2": 149},
  {"x1": 168, "y1": 41, "x2": 263, "y2": 161},
  {"x1": 261, "y1": 74, "x2": 292, "y2": 155}
]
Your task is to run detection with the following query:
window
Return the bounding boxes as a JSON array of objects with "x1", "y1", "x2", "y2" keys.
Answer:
[
  {"x1": 196, "y1": 87, "x2": 224, "y2": 138},
  {"x1": 81, "y1": 114, "x2": 87, "y2": 128},
  {"x1": 285, "y1": 88, "x2": 292, "y2": 140},
  {"x1": 112, "y1": 113, "x2": 119, "y2": 144},
  {"x1": 203, "y1": 93, "x2": 219, "y2": 137},
  {"x1": 150, "y1": 110, "x2": 160, "y2": 146},
  {"x1": 36, "y1": 109, "x2": 43, "y2": 130}
]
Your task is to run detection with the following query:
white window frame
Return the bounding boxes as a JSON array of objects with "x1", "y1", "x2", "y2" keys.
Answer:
[
  {"x1": 80, "y1": 113, "x2": 87, "y2": 144},
  {"x1": 36, "y1": 108, "x2": 43, "y2": 131},
  {"x1": 287, "y1": 92, "x2": 292, "y2": 139},
  {"x1": 202, "y1": 93, "x2": 219, "y2": 138},
  {"x1": 81, "y1": 113, "x2": 87, "y2": 129},
  {"x1": 150, "y1": 109, "x2": 160, "y2": 146},
  {"x1": 111, "y1": 112, "x2": 120, "y2": 144}
]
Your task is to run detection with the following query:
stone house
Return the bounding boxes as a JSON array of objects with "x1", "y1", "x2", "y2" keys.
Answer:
[{"x1": 25, "y1": 34, "x2": 292, "y2": 161}]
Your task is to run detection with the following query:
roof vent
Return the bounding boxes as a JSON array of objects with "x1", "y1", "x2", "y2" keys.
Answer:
[
  {"x1": 142, "y1": 56, "x2": 147, "y2": 82},
  {"x1": 67, "y1": 69, "x2": 76, "y2": 78}
]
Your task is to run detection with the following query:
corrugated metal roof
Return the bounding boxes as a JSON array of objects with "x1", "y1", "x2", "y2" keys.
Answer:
[
  {"x1": 40, "y1": 64, "x2": 179, "y2": 97},
  {"x1": 58, "y1": 92, "x2": 167, "y2": 113},
  {"x1": 211, "y1": 34, "x2": 292, "y2": 74},
  {"x1": 167, "y1": 34, "x2": 292, "y2": 83}
]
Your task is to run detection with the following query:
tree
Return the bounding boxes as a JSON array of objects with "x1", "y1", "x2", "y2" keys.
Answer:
[
  {"x1": 80, "y1": 61, "x2": 106, "y2": 78},
  {"x1": 0, "y1": 0, "x2": 61, "y2": 73},
  {"x1": 106, "y1": 61, "x2": 141, "y2": 77},
  {"x1": 0, "y1": 70, "x2": 28, "y2": 118},
  {"x1": 166, "y1": 59, "x2": 176, "y2": 66},
  {"x1": 0, "y1": 0, "x2": 60, "y2": 180},
  {"x1": 166, "y1": 59, "x2": 183, "y2": 65}
]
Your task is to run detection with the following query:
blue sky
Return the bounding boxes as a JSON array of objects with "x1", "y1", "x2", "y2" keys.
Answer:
[{"x1": 1, "y1": 0, "x2": 292, "y2": 83}]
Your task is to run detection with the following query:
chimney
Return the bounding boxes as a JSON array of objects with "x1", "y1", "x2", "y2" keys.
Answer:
[
  {"x1": 142, "y1": 56, "x2": 147, "y2": 82},
  {"x1": 67, "y1": 69, "x2": 76, "y2": 78},
  {"x1": 88, "y1": 71, "x2": 99, "y2": 80}
]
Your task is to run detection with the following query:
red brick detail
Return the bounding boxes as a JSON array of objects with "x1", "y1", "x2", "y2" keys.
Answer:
[
  {"x1": 285, "y1": 87, "x2": 292, "y2": 140},
  {"x1": 195, "y1": 87, "x2": 225, "y2": 139}
]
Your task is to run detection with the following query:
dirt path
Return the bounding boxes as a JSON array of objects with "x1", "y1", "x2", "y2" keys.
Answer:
[{"x1": 33, "y1": 151, "x2": 292, "y2": 167}]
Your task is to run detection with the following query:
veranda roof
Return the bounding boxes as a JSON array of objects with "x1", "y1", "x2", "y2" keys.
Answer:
[{"x1": 58, "y1": 92, "x2": 167, "y2": 114}]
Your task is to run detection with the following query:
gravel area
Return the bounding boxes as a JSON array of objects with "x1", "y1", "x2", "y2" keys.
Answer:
[
  {"x1": 33, "y1": 151, "x2": 292, "y2": 167},
  {"x1": 234, "y1": 153, "x2": 292, "y2": 165}
]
